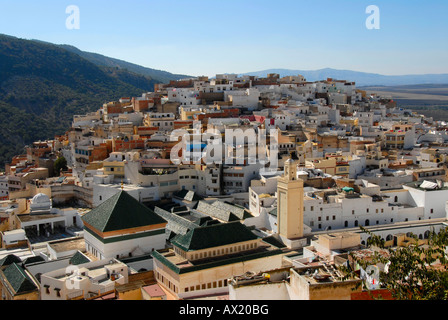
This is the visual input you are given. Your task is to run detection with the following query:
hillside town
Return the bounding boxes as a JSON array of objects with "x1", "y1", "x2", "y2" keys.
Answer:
[{"x1": 0, "y1": 72, "x2": 448, "y2": 301}]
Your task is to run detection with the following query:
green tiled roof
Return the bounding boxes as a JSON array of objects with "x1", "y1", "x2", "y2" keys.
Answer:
[
  {"x1": 211, "y1": 201, "x2": 253, "y2": 220},
  {"x1": 262, "y1": 236, "x2": 286, "y2": 248},
  {"x1": 2, "y1": 263, "x2": 37, "y2": 295},
  {"x1": 22, "y1": 256, "x2": 45, "y2": 266},
  {"x1": 173, "y1": 190, "x2": 203, "y2": 202},
  {"x1": 171, "y1": 221, "x2": 258, "y2": 252},
  {"x1": 82, "y1": 191, "x2": 167, "y2": 233},
  {"x1": 193, "y1": 201, "x2": 240, "y2": 222},
  {"x1": 69, "y1": 251, "x2": 91, "y2": 265},
  {"x1": 0, "y1": 254, "x2": 22, "y2": 267},
  {"x1": 154, "y1": 206, "x2": 198, "y2": 235}
]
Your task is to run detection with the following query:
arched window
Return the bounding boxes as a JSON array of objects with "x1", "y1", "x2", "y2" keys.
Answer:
[
  {"x1": 386, "y1": 234, "x2": 393, "y2": 241},
  {"x1": 344, "y1": 221, "x2": 348, "y2": 228},
  {"x1": 354, "y1": 220, "x2": 359, "y2": 227},
  {"x1": 424, "y1": 230, "x2": 430, "y2": 239},
  {"x1": 365, "y1": 219, "x2": 370, "y2": 226}
]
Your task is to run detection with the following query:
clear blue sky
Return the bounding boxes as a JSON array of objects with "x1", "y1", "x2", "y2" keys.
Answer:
[{"x1": 1, "y1": 0, "x2": 447, "y2": 77}]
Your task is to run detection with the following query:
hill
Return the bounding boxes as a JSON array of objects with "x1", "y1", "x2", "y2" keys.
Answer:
[
  {"x1": 242, "y1": 68, "x2": 448, "y2": 86},
  {"x1": 0, "y1": 34, "x2": 186, "y2": 169},
  {"x1": 57, "y1": 44, "x2": 191, "y2": 83},
  {"x1": 360, "y1": 84, "x2": 448, "y2": 121}
]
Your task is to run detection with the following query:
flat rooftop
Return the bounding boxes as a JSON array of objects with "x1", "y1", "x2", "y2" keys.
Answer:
[
  {"x1": 18, "y1": 214, "x2": 65, "y2": 223},
  {"x1": 48, "y1": 237, "x2": 85, "y2": 253},
  {"x1": 154, "y1": 241, "x2": 283, "y2": 274},
  {"x1": 294, "y1": 265, "x2": 349, "y2": 285}
]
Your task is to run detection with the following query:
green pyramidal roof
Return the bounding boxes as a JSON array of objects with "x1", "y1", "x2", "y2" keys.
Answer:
[
  {"x1": 82, "y1": 191, "x2": 167, "y2": 233},
  {"x1": 0, "y1": 254, "x2": 22, "y2": 267},
  {"x1": 2, "y1": 263, "x2": 37, "y2": 295},
  {"x1": 171, "y1": 221, "x2": 258, "y2": 252},
  {"x1": 69, "y1": 251, "x2": 91, "y2": 265}
]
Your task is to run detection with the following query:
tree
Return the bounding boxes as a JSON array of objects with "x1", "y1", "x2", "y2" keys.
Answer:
[
  {"x1": 54, "y1": 156, "x2": 68, "y2": 176},
  {"x1": 340, "y1": 226, "x2": 448, "y2": 300}
]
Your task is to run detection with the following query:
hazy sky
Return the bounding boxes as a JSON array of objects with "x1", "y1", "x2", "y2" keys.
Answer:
[{"x1": 1, "y1": 0, "x2": 447, "y2": 77}]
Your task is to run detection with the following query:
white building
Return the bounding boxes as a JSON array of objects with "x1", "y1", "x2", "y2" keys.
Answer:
[
  {"x1": 40, "y1": 258, "x2": 128, "y2": 300},
  {"x1": 81, "y1": 190, "x2": 167, "y2": 261},
  {"x1": 224, "y1": 88, "x2": 260, "y2": 109}
]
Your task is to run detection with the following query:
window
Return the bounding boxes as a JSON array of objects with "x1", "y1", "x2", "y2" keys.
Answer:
[{"x1": 344, "y1": 221, "x2": 348, "y2": 227}]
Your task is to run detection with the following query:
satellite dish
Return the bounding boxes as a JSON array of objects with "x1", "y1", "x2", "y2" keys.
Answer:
[{"x1": 365, "y1": 265, "x2": 380, "y2": 290}]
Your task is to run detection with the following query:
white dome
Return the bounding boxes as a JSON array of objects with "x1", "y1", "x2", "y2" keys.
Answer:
[{"x1": 31, "y1": 193, "x2": 50, "y2": 205}]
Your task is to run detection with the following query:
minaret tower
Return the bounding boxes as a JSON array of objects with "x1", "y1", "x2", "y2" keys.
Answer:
[{"x1": 277, "y1": 157, "x2": 304, "y2": 240}]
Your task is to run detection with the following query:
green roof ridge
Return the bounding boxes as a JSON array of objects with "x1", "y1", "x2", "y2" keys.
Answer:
[
  {"x1": 171, "y1": 221, "x2": 258, "y2": 251},
  {"x1": 69, "y1": 251, "x2": 91, "y2": 265},
  {"x1": 2, "y1": 263, "x2": 37, "y2": 294},
  {"x1": 82, "y1": 191, "x2": 166, "y2": 233}
]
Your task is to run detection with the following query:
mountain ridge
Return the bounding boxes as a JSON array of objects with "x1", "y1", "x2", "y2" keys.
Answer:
[
  {"x1": 57, "y1": 44, "x2": 192, "y2": 83},
  {"x1": 0, "y1": 34, "x2": 187, "y2": 169},
  {"x1": 241, "y1": 68, "x2": 448, "y2": 86}
]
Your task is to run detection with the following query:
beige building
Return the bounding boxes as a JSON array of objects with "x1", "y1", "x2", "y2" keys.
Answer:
[
  {"x1": 229, "y1": 231, "x2": 363, "y2": 300},
  {"x1": 277, "y1": 158, "x2": 306, "y2": 247},
  {"x1": 0, "y1": 255, "x2": 39, "y2": 300},
  {"x1": 151, "y1": 221, "x2": 286, "y2": 299}
]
